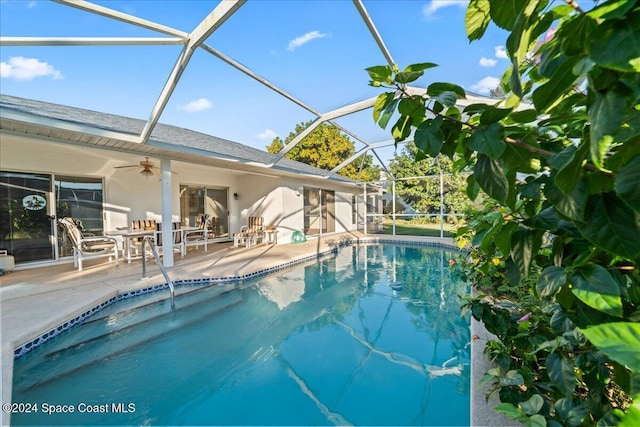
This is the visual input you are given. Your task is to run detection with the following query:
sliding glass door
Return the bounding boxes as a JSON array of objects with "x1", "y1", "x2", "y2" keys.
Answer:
[
  {"x1": 0, "y1": 171, "x2": 55, "y2": 263},
  {"x1": 180, "y1": 185, "x2": 229, "y2": 239},
  {"x1": 303, "y1": 187, "x2": 335, "y2": 236},
  {"x1": 0, "y1": 171, "x2": 105, "y2": 264},
  {"x1": 55, "y1": 176, "x2": 104, "y2": 257}
]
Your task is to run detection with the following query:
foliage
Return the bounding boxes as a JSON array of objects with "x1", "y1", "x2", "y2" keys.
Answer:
[
  {"x1": 366, "y1": 0, "x2": 640, "y2": 425},
  {"x1": 388, "y1": 145, "x2": 470, "y2": 216},
  {"x1": 266, "y1": 120, "x2": 380, "y2": 182}
]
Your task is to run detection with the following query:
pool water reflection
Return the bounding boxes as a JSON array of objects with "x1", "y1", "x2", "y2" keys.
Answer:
[{"x1": 12, "y1": 244, "x2": 470, "y2": 426}]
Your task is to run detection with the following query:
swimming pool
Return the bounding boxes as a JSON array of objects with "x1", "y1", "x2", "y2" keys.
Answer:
[{"x1": 12, "y1": 244, "x2": 470, "y2": 426}]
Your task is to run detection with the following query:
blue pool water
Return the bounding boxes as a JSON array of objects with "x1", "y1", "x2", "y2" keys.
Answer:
[{"x1": 12, "y1": 244, "x2": 470, "y2": 426}]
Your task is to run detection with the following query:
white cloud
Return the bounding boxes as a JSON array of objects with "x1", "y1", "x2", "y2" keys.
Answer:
[
  {"x1": 256, "y1": 128, "x2": 278, "y2": 140},
  {"x1": 0, "y1": 56, "x2": 63, "y2": 81},
  {"x1": 422, "y1": 0, "x2": 468, "y2": 17},
  {"x1": 287, "y1": 30, "x2": 328, "y2": 51},
  {"x1": 27, "y1": 1, "x2": 37, "y2": 8},
  {"x1": 495, "y1": 45, "x2": 508, "y2": 59},
  {"x1": 479, "y1": 57, "x2": 497, "y2": 67},
  {"x1": 177, "y1": 98, "x2": 212, "y2": 112},
  {"x1": 471, "y1": 76, "x2": 500, "y2": 94}
]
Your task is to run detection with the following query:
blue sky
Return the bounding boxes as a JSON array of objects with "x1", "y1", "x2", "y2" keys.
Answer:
[{"x1": 0, "y1": 0, "x2": 510, "y2": 165}]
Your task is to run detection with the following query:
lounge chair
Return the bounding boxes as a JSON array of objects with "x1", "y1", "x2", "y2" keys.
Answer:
[
  {"x1": 58, "y1": 217, "x2": 119, "y2": 271},
  {"x1": 184, "y1": 213, "x2": 211, "y2": 252},
  {"x1": 233, "y1": 216, "x2": 265, "y2": 248}
]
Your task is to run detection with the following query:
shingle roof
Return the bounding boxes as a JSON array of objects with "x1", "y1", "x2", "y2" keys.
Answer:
[{"x1": 0, "y1": 94, "x2": 354, "y2": 183}]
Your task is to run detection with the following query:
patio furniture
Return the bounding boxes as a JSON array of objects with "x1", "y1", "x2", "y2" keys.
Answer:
[
  {"x1": 154, "y1": 221, "x2": 184, "y2": 257},
  {"x1": 129, "y1": 219, "x2": 157, "y2": 256},
  {"x1": 57, "y1": 217, "x2": 119, "y2": 271},
  {"x1": 233, "y1": 216, "x2": 265, "y2": 248},
  {"x1": 265, "y1": 225, "x2": 278, "y2": 245},
  {"x1": 184, "y1": 213, "x2": 211, "y2": 252}
]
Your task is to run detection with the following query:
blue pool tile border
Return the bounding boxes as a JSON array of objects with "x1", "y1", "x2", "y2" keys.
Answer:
[{"x1": 13, "y1": 239, "x2": 458, "y2": 359}]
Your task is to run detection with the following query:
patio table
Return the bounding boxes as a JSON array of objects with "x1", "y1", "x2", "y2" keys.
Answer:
[
  {"x1": 107, "y1": 226, "x2": 201, "y2": 262},
  {"x1": 105, "y1": 228, "x2": 154, "y2": 263}
]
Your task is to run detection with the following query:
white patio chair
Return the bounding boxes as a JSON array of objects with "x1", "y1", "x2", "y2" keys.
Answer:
[
  {"x1": 58, "y1": 217, "x2": 119, "y2": 271},
  {"x1": 184, "y1": 213, "x2": 211, "y2": 252}
]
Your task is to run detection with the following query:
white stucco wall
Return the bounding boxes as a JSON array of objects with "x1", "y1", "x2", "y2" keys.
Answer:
[
  {"x1": 1, "y1": 136, "x2": 252, "y2": 229},
  {"x1": 2, "y1": 134, "x2": 363, "y2": 255}
]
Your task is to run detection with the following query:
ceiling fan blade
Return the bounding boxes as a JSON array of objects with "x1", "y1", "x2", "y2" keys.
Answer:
[{"x1": 114, "y1": 165, "x2": 140, "y2": 169}]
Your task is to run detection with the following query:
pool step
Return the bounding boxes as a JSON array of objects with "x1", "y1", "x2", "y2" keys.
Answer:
[
  {"x1": 37, "y1": 283, "x2": 234, "y2": 358},
  {"x1": 14, "y1": 287, "x2": 243, "y2": 392}
]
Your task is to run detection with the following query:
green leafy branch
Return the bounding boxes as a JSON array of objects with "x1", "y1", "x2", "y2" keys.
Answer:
[{"x1": 367, "y1": 0, "x2": 640, "y2": 425}]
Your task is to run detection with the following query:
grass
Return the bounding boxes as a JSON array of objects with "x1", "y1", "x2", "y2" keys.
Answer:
[{"x1": 377, "y1": 219, "x2": 456, "y2": 238}]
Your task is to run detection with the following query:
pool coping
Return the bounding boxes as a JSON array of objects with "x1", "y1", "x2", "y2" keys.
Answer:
[{"x1": 1, "y1": 234, "x2": 511, "y2": 426}]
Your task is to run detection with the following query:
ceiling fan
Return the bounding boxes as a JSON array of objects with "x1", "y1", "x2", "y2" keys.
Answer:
[{"x1": 114, "y1": 157, "x2": 158, "y2": 177}]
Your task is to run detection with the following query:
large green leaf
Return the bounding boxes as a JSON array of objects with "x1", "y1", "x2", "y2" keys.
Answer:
[
  {"x1": 532, "y1": 56, "x2": 580, "y2": 112},
  {"x1": 546, "y1": 353, "x2": 576, "y2": 397},
  {"x1": 373, "y1": 92, "x2": 396, "y2": 129},
  {"x1": 480, "y1": 107, "x2": 512, "y2": 125},
  {"x1": 506, "y1": 0, "x2": 544, "y2": 74},
  {"x1": 581, "y1": 322, "x2": 640, "y2": 371},
  {"x1": 402, "y1": 62, "x2": 438, "y2": 73},
  {"x1": 365, "y1": 65, "x2": 392, "y2": 83},
  {"x1": 520, "y1": 395, "x2": 544, "y2": 416},
  {"x1": 554, "y1": 143, "x2": 588, "y2": 195},
  {"x1": 500, "y1": 370, "x2": 525, "y2": 386},
  {"x1": 570, "y1": 265, "x2": 623, "y2": 318},
  {"x1": 391, "y1": 115, "x2": 412, "y2": 142},
  {"x1": 555, "y1": 399, "x2": 588, "y2": 427},
  {"x1": 559, "y1": 14, "x2": 596, "y2": 56},
  {"x1": 590, "y1": 12, "x2": 640, "y2": 72},
  {"x1": 427, "y1": 82, "x2": 466, "y2": 98},
  {"x1": 587, "y1": 0, "x2": 638, "y2": 20},
  {"x1": 395, "y1": 71, "x2": 424, "y2": 84},
  {"x1": 468, "y1": 123, "x2": 506, "y2": 159},
  {"x1": 581, "y1": 192, "x2": 640, "y2": 259},
  {"x1": 508, "y1": 109, "x2": 538, "y2": 123},
  {"x1": 414, "y1": 117, "x2": 444, "y2": 158},
  {"x1": 474, "y1": 154, "x2": 509, "y2": 203},
  {"x1": 466, "y1": 0, "x2": 491, "y2": 41},
  {"x1": 466, "y1": 174, "x2": 480, "y2": 201},
  {"x1": 398, "y1": 98, "x2": 425, "y2": 122},
  {"x1": 537, "y1": 266, "x2": 567, "y2": 297},
  {"x1": 545, "y1": 178, "x2": 588, "y2": 221},
  {"x1": 431, "y1": 91, "x2": 458, "y2": 108},
  {"x1": 494, "y1": 403, "x2": 523, "y2": 419},
  {"x1": 589, "y1": 88, "x2": 628, "y2": 169},
  {"x1": 523, "y1": 206, "x2": 560, "y2": 231},
  {"x1": 488, "y1": 0, "x2": 525, "y2": 31},
  {"x1": 494, "y1": 221, "x2": 518, "y2": 256},
  {"x1": 509, "y1": 58, "x2": 523, "y2": 98},
  {"x1": 615, "y1": 154, "x2": 640, "y2": 214},
  {"x1": 510, "y1": 228, "x2": 541, "y2": 278}
]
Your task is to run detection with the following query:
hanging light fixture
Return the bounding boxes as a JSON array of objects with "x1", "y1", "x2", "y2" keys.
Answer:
[{"x1": 140, "y1": 169, "x2": 154, "y2": 177}]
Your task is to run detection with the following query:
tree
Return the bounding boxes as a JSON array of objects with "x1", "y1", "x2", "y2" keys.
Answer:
[
  {"x1": 388, "y1": 145, "x2": 469, "y2": 219},
  {"x1": 367, "y1": 0, "x2": 640, "y2": 425},
  {"x1": 266, "y1": 120, "x2": 380, "y2": 181}
]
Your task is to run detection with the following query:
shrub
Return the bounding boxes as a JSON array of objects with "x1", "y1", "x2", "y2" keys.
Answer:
[{"x1": 367, "y1": 1, "x2": 640, "y2": 425}]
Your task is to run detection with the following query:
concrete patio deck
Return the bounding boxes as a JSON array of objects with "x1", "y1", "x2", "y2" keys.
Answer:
[{"x1": 0, "y1": 232, "x2": 511, "y2": 426}]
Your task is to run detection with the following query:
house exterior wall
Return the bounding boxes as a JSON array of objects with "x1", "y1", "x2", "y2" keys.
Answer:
[
  {"x1": 2, "y1": 133, "x2": 362, "y2": 263},
  {"x1": 236, "y1": 175, "x2": 360, "y2": 244}
]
